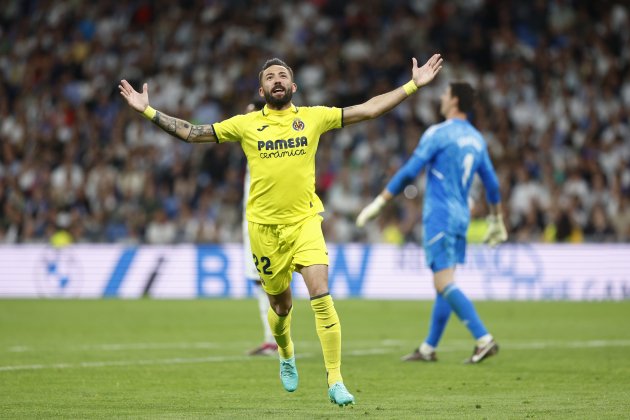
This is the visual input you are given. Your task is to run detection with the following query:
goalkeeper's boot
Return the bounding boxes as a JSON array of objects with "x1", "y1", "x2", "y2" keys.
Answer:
[
  {"x1": 401, "y1": 347, "x2": 437, "y2": 362},
  {"x1": 328, "y1": 382, "x2": 355, "y2": 407},
  {"x1": 465, "y1": 340, "x2": 499, "y2": 364},
  {"x1": 279, "y1": 356, "x2": 298, "y2": 392}
]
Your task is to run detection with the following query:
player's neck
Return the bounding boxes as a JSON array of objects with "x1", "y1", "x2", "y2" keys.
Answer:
[
  {"x1": 266, "y1": 102, "x2": 293, "y2": 112},
  {"x1": 445, "y1": 110, "x2": 467, "y2": 120}
]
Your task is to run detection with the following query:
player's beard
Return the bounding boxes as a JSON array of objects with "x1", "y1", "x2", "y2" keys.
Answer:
[{"x1": 264, "y1": 87, "x2": 293, "y2": 109}]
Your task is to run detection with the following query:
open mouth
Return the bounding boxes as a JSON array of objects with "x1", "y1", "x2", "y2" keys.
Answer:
[{"x1": 272, "y1": 86, "x2": 285, "y2": 95}]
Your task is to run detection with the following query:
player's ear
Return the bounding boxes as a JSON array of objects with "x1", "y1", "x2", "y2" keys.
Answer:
[
  {"x1": 258, "y1": 86, "x2": 265, "y2": 98},
  {"x1": 291, "y1": 82, "x2": 297, "y2": 93}
]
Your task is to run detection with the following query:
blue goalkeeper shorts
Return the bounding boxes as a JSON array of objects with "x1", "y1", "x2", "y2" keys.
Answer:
[{"x1": 423, "y1": 231, "x2": 466, "y2": 272}]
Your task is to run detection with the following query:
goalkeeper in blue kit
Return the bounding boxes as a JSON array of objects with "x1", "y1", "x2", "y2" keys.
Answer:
[{"x1": 357, "y1": 82, "x2": 507, "y2": 363}]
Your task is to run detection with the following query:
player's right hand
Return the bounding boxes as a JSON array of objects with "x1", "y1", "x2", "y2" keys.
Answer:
[
  {"x1": 356, "y1": 196, "x2": 387, "y2": 228},
  {"x1": 483, "y1": 214, "x2": 508, "y2": 247},
  {"x1": 118, "y1": 80, "x2": 150, "y2": 113}
]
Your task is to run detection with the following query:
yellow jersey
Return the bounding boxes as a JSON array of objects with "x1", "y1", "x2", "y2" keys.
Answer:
[{"x1": 213, "y1": 104, "x2": 342, "y2": 224}]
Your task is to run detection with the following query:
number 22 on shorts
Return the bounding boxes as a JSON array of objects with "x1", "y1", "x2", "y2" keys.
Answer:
[{"x1": 252, "y1": 254, "x2": 273, "y2": 275}]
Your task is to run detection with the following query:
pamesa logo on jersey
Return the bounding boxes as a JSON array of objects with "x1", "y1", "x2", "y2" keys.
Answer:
[
  {"x1": 255, "y1": 118, "x2": 307, "y2": 159},
  {"x1": 257, "y1": 136, "x2": 309, "y2": 159}
]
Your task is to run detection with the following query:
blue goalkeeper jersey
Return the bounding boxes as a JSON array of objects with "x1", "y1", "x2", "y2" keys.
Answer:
[{"x1": 385, "y1": 118, "x2": 500, "y2": 237}]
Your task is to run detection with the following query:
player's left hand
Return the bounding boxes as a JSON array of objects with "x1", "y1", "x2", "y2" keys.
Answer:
[
  {"x1": 356, "y1": 196, "x2": 387, "y2": 228},
  {"x1": 411, "y1": 54, "x2": 443, "y2": 88},
  {"x1": 119, "y1": 80, "x2": 150, "y2": 113},
  {"x1": 483, "y1": 214, "x2": 508, "y2": 247}
]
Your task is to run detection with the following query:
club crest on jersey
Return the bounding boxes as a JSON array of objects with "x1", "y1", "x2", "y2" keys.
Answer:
[{"x1": 292, "y1": 118, "x2": 305, "y2": 131}]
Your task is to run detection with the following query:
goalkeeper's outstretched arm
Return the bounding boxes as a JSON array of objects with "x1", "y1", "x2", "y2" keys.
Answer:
[{"x1": 118, "y1": 79, "x2": 217, "y2": 144}]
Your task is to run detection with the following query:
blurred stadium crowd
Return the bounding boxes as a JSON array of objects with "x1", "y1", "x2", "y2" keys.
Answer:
[{"x1": 1, "y1": 0, "x2": 629, "y2": 245}]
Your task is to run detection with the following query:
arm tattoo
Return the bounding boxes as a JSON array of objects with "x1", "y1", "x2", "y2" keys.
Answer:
[
  {"x1": 154, "y1": 111, "x2": 179, "y2": 135},
  {"x1": 188, "y1": 125, "x2": 215, "y2": 143},
  {"x1": 151, "y1": 110, "x2": 215, "y2": 143}
]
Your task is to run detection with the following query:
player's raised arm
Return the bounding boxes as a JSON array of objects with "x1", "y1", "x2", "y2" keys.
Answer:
[
  {"x1": 118, "y1": 79, "x2": 217, "y2": 143},
  {"x1": 342, "y1": 54, "x2": 442, "y2": 126}
]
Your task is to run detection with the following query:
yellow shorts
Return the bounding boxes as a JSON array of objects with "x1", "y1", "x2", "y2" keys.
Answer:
[{"x1": 247, "y1": 214, "x2": 329, "y2": 295}]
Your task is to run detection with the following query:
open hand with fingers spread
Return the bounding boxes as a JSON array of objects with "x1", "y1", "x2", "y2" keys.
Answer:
[
  {"x1": 118, "y1": 80, "x2": 150, "y2": 113},
  {"x1": 412, "y1": 54, "x2": 443, "y2": 89}
]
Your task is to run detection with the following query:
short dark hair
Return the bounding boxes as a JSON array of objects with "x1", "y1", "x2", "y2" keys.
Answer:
[
  {"x1": 450, "y1": 82, "x2": 475, "y2": 113},
  {"x1": 258, "y1": 58, "x2": 294, "y2": 84}
]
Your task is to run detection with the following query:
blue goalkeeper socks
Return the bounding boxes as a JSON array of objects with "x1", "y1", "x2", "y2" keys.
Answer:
[
  {"x1": 425, "y1": 292, "x2": 452, "y2": 347},
  {"x1": 442, "y1": 283, "x2": 488, "y2": 340}
]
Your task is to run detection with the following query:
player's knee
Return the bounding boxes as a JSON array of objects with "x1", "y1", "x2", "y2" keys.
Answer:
[
  {"x1": 307, "y1": 285, "x2": 329, "y2": 299},
  {"x1": 433, "y1": 267, "x2": 456, "y2": 293},
  {"x1": 270, "y1": 303, "x2": 292, "y2": 317}
]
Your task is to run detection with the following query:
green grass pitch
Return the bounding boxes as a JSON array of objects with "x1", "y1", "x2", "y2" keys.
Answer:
[{"x1": 1, "y1": 299, "x2": 628, "y2": 418}]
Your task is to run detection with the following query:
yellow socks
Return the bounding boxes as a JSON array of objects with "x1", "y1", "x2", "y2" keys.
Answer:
[
  {"x1": 311, "y1": 294, "x2": 342, "y2": 386},
  {"x1": 268, "y1": 295, "x2": 344, "y2": 386},
  {"x1": 267, "y1": 306, "x2": 294, "y2": 359}
]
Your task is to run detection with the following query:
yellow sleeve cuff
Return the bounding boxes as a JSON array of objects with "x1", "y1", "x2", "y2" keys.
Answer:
[
  {"x1": 402, "y1": 80, "x2": 418, "y2": 96},
  {"x1": 142, "y1": 105, "x2": 157, "y2": 120}
]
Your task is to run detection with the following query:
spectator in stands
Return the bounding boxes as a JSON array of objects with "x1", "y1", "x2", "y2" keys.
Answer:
[{"x1": 0, "y1": 1, "x2": 628, "y2": 245}]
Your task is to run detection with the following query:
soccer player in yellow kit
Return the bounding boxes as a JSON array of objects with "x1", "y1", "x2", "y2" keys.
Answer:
[{"x1": 119, "y1": 54, "x2": 442, "y2": 406}]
